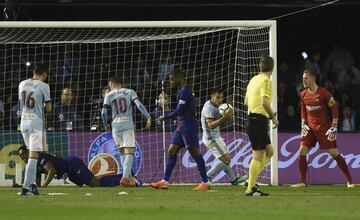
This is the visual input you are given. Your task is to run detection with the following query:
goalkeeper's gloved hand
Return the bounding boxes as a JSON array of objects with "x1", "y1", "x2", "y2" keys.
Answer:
[
  {"x1": 301, "y1": 122, "x2": 310, "y2": 137},
  {"x1": 325, "y1": 126, "x2": 337, "y2": 141}
]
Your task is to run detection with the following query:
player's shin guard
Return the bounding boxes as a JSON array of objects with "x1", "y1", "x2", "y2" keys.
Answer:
[
  {"x1": 123, "y1": 154, "x2": 134, "y2": 178},
  {"x1": 194, "y1": 155, "x2": 208, "y2": 183},
  {"x1": 247, "y1": 159, "x2": 261, "y2": 192},
  {"x1": 163, "y1": 154, "x2": 177, "y2": 182},
  {"x1": 23, "y1": 158, "x2": 38, "y2": 189},
  {"x1": 299, "y1": 156, "x2": 308, "y2": 184},
  {"x1": 99, "y1": 174, "x2": 122, "y2": 187},
  {"x1": 207, "y1": 159, "x2": 226, "y2": 179},
  {"x1": 333, "y1": 154, "x2": 353, "y2": 183}
]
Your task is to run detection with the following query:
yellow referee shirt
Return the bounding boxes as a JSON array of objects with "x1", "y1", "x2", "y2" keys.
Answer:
[{"x1": 246, "y1": 73, "x2": 272, "y2": 118}]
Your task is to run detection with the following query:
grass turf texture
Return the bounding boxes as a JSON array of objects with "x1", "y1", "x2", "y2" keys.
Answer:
[{"x1": 1, "y1": 185, "x2": 359, "y2": 220}]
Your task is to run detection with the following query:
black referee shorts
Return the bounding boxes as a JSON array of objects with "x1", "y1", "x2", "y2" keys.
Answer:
[{"x1": 246, "y1": 113, "x2": 271, "y2": 150}]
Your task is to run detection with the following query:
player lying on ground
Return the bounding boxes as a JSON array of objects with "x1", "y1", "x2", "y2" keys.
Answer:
[
  {"x1": 291, "y1": 69, "x2": 354, "y2": 188},
  {"x1": 102, "y1": 75, "x2": 151, "y2": 187},
  {"x1": 244, "y1": 55, "x2": 278, "y2": 196},
  {"x1": 201, "y1": 88, "x2": 248, "y2": 185},
  {"x1": 18, "y1": 63, "x2": 52, "y2": 196},
  {"x1": 17, "y1": 145, "x2": 141, "y2": 187},
  {"x1": 151, "y1": 70, "x2": 210, "y2": 190}
]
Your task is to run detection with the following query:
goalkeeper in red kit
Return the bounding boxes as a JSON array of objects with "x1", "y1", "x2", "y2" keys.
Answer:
[{"x1": 291, "y1": 69, "x2": 354, "y2": 188}]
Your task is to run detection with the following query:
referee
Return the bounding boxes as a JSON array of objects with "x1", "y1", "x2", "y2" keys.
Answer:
[{"x1": 244, "y1": 55, "x2": 278, "y2": 196}]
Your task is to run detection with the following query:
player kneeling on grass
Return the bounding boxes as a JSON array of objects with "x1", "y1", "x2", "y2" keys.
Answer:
[
  {"x1": 17, "y1": 145, "x2": 140, "y2": 187},
  {"x1": 102, "y1": 75, "x2": 151, "y2": 187},
  {"x1": 291, "y1": 69, "x2": 354, "y2": 188},
  {"x1": 201, "y1": 88, "x2": 248, "y2": 185}
]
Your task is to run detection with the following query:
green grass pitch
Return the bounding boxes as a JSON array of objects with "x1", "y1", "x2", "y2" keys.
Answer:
[{"x1": 1, "y1": 185, "x2": 359, "y2": 220}]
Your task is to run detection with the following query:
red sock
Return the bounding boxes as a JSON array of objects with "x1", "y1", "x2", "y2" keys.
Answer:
[
  {"x1": 299, "y1": 156, "x2": 308, "y2": 184},
  {"x1": 333, "y1": 154, "x2": 353, "y2": 183}
]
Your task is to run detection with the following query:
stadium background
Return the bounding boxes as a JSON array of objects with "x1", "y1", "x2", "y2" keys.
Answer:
[{"x1": 0, "y1": 0, "x2": 359, "y2": 185}]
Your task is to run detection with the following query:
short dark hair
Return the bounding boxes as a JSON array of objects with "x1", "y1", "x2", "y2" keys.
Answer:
[
  {"x1": 259, "y1": 55, "x2": 274, "y2": 72},
  {"x1": 211, "y1": 88, "x2": 223, "y2": 95},
  {"x1": 34, "y1": 63, "x2": 49, "y2": 76},
  {"x1": 303, "y1": 69, "x2": 317, "y2": 78},
  {"x1": 18, "y1": 144, "x2": 27, "y2": 153},
  {"x1": 109, "y1": 75, "x2": 122, "y2": 84},
  {"x1": 170, "y1": 70, "x2": 185, "y2": 79}
]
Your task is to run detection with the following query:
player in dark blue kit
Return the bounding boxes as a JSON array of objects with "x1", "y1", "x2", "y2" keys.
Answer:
[
  {"x1": 17, "y1": 145, "x2": 141, "y2": 188},
  {"x1": 150, "y1": 70, "x2": 209, "y2": 190}
]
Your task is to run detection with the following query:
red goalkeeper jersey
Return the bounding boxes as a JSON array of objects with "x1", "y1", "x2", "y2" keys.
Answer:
[{"x1": 300, "y1": 86, "x2": 333, "y2": 130}]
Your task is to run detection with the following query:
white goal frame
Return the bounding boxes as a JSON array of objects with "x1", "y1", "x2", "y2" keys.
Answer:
[{"x1": 0, "y1": 20, "x2": 278, "y2": 186}]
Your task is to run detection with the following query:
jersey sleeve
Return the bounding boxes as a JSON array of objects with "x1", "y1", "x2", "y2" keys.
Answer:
[
  {"x1": 259, "y1": 79, "x2": 271, "y2": 98},
  {"x1": 204, "y1": 106, "x2": 215, "y2": 119},
  {"x1": 164, "y1": 88, "x2": 189, "y2": 120},
  {"x1": 42, "y1": 84, "x2": 51, "y2": 102},
  {"x1": 130, "y1": 89, "x2": 139, "y2": 102},
  {"x1": 300, "y1": 91, "x2": 308, "y2": 122},
  {"x1": 322, "y1": 88, "x2": 333, "y2": 103},
  {"x1": 103, "y1": 94, "x2": 111, "y2": 108}
]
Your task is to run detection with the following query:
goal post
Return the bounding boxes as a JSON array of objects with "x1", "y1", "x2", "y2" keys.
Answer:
[{"x1": 0, "y1": 20, "x2": 278, "y2": 186}]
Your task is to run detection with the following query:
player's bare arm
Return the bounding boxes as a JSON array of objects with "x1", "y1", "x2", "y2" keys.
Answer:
[
  {"x1": 41, "y1": 161, "x2": 57, "y2": 187},
  {"x1": 36, "y1": 176, "x2": 41, "y2": 187},
  {"x1": 206, "y1": 110, "x2": 232, "y2": 129},
  {"x1": 262, "y1": 96, "x2": 279, "y2": 127},
  {"x1": 44, "y1": 101, "x2": 52, "y2": 113}
]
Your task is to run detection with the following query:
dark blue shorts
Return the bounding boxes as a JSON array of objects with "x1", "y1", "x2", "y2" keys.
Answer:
[
  {"x1": 171, "y1": 130, "x2": 199, "y2": 150},
  {"x1": 67, "y1": 156, "x2": 94, "y2": 187}
]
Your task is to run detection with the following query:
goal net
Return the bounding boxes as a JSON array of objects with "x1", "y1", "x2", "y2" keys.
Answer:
[{"x1": 0, "y1": 21, "x2": 277, "y2": 186}]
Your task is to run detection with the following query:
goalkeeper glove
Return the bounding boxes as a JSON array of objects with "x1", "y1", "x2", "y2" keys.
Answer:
[
  {"x1": 325, "y1": 126, "x2": 337, "y2": 141},
  {"x1": 301, "y1": 123, "x2": 310, "y2": 137}
]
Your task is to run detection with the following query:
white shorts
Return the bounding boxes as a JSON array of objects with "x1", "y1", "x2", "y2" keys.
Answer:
[
  {"x1": 112, "y1": 130, "x2": 136, "y2": 148},
  {"x1": 21, "y1": 129, "x2": 46, "y2": 152},
  {"x1": 203, "y1": 137, "x2": 229, "y2": 159}
]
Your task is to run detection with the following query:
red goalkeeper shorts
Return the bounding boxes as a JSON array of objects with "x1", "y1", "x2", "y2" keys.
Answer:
[{"x1": 300, "y1": 126, "x2": 337, "y2": 150}]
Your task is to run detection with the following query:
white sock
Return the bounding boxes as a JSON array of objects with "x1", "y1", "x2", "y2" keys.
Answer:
[
  {"x1": 23, "y1": 158, "x2": 38, "y2": 189},
  {"x1": 120, "y1": 154, "x2": 126, "y2": 173},
  {"x1": 207, "y1": 159, "x2": 227, "y2": 178},
  {"x1": 123, "y1": 154, "x2": 134, "y2": 178}
]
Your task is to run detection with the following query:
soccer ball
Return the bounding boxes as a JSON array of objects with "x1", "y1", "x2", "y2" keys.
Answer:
[{"x1": 219, "y1": 103, "x2": 234, "y2": 116}]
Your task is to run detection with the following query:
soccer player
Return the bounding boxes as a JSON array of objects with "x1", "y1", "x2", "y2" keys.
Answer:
[
  {"x1": 101, "y1": 75, "x2": 151, "y2": 187},
  {"x1": 150, "y1": 70, "x2": 209, "y2": 190},
  {"x1": 18, "y1": 63, "x2": 52, "y2": 196},
  {"x1": 201, "y1": 88, "x2": 248, "y2": 185},
  {"x1": 244, "y1": 55, "x2": 278, "y2": 196},
  {"x1": 291, "y1": 69, "x2": 354, "y2": 188},
  {"x1": 17, "y1": 145, "x2": 135, "y2": 187}
]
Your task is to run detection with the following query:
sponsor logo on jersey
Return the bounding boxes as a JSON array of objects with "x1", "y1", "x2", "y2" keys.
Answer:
[
  {"x1": 306, "y1": 105, "x2": 321, "y2": 111},
  {"x1": 88, "y1": 132, "x2": 142, "y2": 177}
]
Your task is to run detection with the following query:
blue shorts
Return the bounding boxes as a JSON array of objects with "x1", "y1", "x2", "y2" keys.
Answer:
[
  {"x1": 171, "y1": 130, "x2": 199, "y2": 150},
  {"x1": 67, "y1": 156, "x2": 94, "y2": 187}
]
